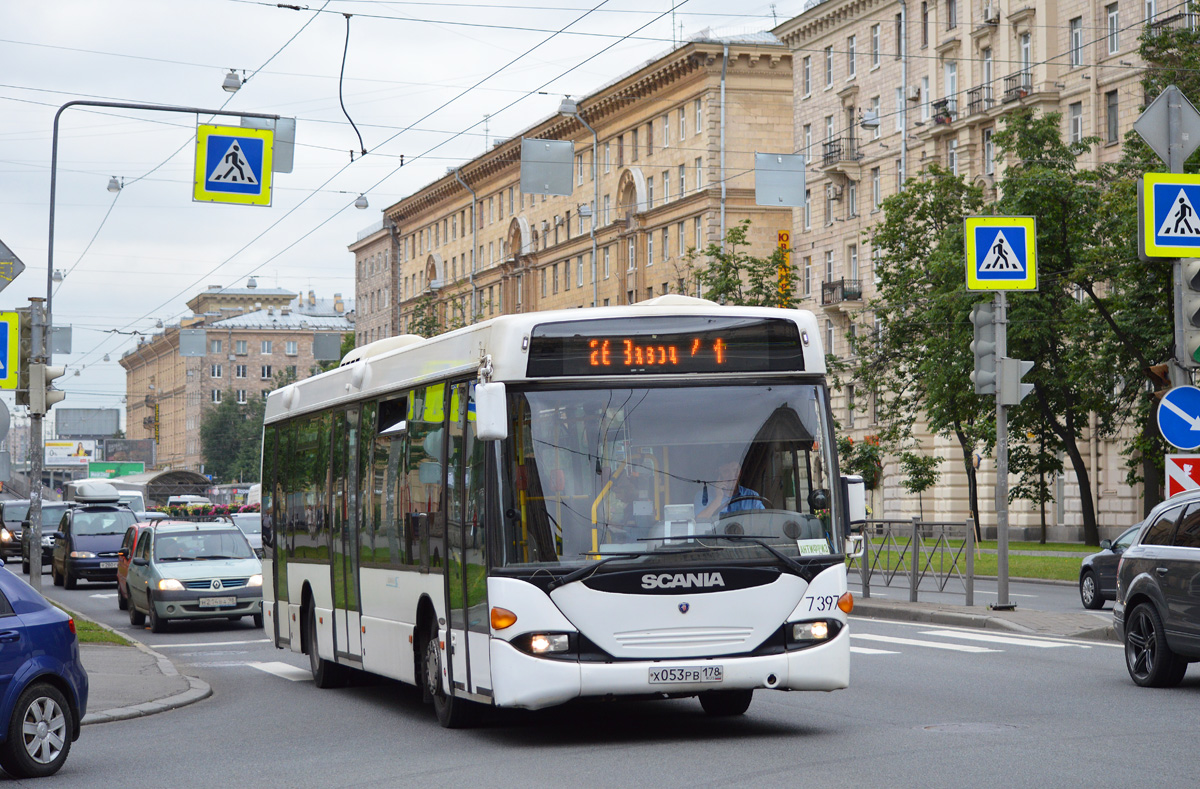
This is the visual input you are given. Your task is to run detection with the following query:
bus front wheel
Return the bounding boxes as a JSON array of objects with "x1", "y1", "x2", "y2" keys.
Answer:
[
  {"x1": 306, "y1": 605, "x2": 343, "y2": 689},
  {"x1": 699, "y1": 689, "x2": 753, "y2": 716},
  {"x1": 423, "y1": 625, "x2": 475, "y2": 729}
]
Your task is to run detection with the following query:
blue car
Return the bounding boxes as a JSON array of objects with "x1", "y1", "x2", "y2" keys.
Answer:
[{"x1": 0, "y1": 561, "x2": 88, "y2": 778}]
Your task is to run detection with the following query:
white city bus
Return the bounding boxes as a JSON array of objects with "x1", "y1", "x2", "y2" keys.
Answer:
[{"x1": 260, "y1": 296, "x2": 863, "y2": 727}]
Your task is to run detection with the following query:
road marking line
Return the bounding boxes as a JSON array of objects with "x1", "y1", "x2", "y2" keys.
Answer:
[
  {"x1": 849, "y1": 633, "x2": 999, "y2": 653},
  {"x1": 850, "y1": 646, "x2": 899, "y2": 655},
  {"x1": 920, "y1": 629, "x2": 1089, "y2": 649},
  {"x1": 89, "y1": 593, "x2": 118, "y2": 599},
  {"x1": 149, "y1": 639, "x2": 271, "y2": 648},
  {"x1": 250, "y1": 661, "x2": 311, "y2": 682}
]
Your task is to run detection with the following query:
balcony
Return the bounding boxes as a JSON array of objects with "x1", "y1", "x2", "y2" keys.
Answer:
[
  {"x1": 822, "y1": 278, "x2": 863, "y2": 308},
  {"x1": 932, "y1": 98, "x2": 958, "y2": 125},
  {"x1": 822, "y1": 136, "x2": 863, "y2": 167},
  {"x1": 1002, "y1": 70, "x2": 1033, "y2": 103},
  {"x1": 966, "y1": 85, "x2": 995, "y2": 116},
  {"x1": 1148, "y1": 11, "x2": 1198, "y2": 37}
]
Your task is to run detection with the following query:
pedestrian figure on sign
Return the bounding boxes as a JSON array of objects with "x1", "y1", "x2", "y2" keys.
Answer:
[
  {"x1": 222, "y1": 142, "x2": 246, "y2": 181},
  {"x1": 1174, "y1": 197, "x2": 1197, "y2": 235},
  {"x1": 991, "y1": 238, "x2": 1010, "y2": 269}
]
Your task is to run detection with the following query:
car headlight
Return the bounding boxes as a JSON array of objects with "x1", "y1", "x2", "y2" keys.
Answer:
[
  {"x1": 157, "y1": 578, "x2": 185, "y2": 591},
  {"x1": 0, "y1": 528, "x2": 11, "y2": 542},
  {"x1": 69, "y1": 551, "x2": 97, "y2": 559},
  {"x1": 247, "y1": 574, "x2": 262, "y2": 587}
]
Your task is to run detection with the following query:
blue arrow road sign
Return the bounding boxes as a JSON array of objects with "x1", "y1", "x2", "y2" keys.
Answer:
[{"x1": 1158, "y1": 385, "x2": 1200, "y2": 450}]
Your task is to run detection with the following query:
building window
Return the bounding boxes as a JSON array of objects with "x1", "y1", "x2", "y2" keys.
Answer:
[
  {"x1": 627, "y1": 236, "x2": 636, "y2": 271},
  {"x1": 235, "y1": 364, "x2": 247, "y2": 378},
  {"x1": 603, "y1": 194, "x2": 611, "y2": 224},
  {"x1": 662, "y1": 227, "x2": 670, "y2": 262},
  {"x1": 695, "y1": 97, "x2": 702, "y2": 133},
  {"x1": 617, "y1": 135, "x2": 624, "y2": 166},
  {"x1": 946, "y1": 0, "x2": 958, "y2": 29},
  {"x1": 983, "y1": 127, "x2": 995, "y2": 175},
  {"x1": 1070, "y1": 102, "x2": 1084, "y2": 143},
  {"x1": 1070, "y1": 17, "x2": 1083, "y2": 67},
  {"x1": 604, "y1": 142, "x2": 611, "y2": 172},
  {"x1": 679, "y1": 106, "x2": 687, "y2": 139},
  {"x1": 870, "y1": 96, "x2": 881, "y2": 139},
  {"x1": 647, "y1": 176, "x2": 654, "y2": 209},
  {"x1": 804, "y1": 189, "x2": 812, "y2": 229},
  {"x1": 803, "y1": 56, "x2": 811, "y2": 94},
  {"x1": 646, "y1": 120, "x2": 653, "y2": 155},
  {"x1": 1145, "y1": 0, "x2": 1156, "y2": 22},
  {"x1": 662, "y1": 170, "x2": 670, "y2": 203},
  {"x1": 921, "y1": 2, "x2": 929, "y2": 47},
  {"x1": 212, "y1": 389, "x2": 222, "y2": 403},
  {"x1": 541, "y1": 268, "x2": 548, "y2": 297},
  {"x1": 695, "y1": 157, "x2": 704, "y2": 189},
  {"x1": 824, "y1": 46, "x2": 833, "y2": 87},
  {"x1": 261, "y1": 340, "x2": 272, "y2": 354},
  {"x1": 695, "y1": 216, "x2": 702, "y2": 250},
  {"x1": 948, "y1": 138, "x2": 958, "y2": 174},
  {"x1": 647, "y1": 233, "x2": 654, "y2": 265},
  {"x1": 847, "y1": 35, "x2": 857, "y2": 78},
  {"x1": 803, "y1": 256, "x2": 812, "y2": 297},
  {"x1": 604, "y1": 246, "x2": 611, "y2": 278},
  {"x1": 849, "y1": 244, "x2": 859, "y2": 279},
  {"x1": 871, "y1": 23, "x2": 881, "y2": 66},
  {"x1": 578, "y1": 255, "x2": 584, "y2": 287},
  {"x1": 894, "y1": 13, "x2": 902, "y2": 58},
  {"x1": 872, "y1": 167, "x2": 881, "y2": 208},
  {"x1": 552, "y1": 263, "x2": 559, "y2": 294},
  {"x1": 1106, "y1": 90, "x2": 1120, "y2": 143},
  {"x1": 261, "y1": 365, "x2": 272, "y2": 379},
  {"x1": 803, "y1": 124, "x2": 812, "y2": 160},
  {"x1": 896, "y1": 88, "x2": 905, "y2": 131},
  {"x1": 825, "y1": 250, "x2": 834, "y2": 281},
  {"x1": 237, "y1": 389, "x2": 247, "y2": 405},
  {"x1": 921, "y1": 76, "x2": 930, "y2": 121},
  {"x1": 679, "y1": 163, "x2": 686, "y2": 196},
  {"x1": 848, "y1": 385, "x2": 856, "y2": 428},
  {"x1": 662, "y1": 114, "x2": 670, "y2": 147},
  {"x1": 210, "y1": 340, "x2": 222, "y2": 353},
  {"x1": 235, "y1": 340, "x2": 248, "y2": 355},
  {"x1": 286, "y1": 341, "x2": 298, "y2": 356},
  {"x1": 1108, "y1": 4, "x2": 1120, "y2": 54},
  {"x1": 679, "y1": 222, "x2": 686, "y2": 255},
  {"x1": 826, "y1": 319, "x2": 835, "y2": 355},
  {"x1": 210, "y1": 364, "x2": 222, "y2": 378},
  {"x1": 577, "y1": 154, "x2": 584, "y2": 186},
  {"x1": 847, "y1": 180, "x2": 858, "y2": 217}
]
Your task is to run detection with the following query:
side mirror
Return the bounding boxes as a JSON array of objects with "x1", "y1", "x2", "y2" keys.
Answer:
[
  {"x1": 841, "y1": 475, "x2": 866, "y2": 536},
  {"x1": 132, "y1": 557, "x2": 149, "y2": 567},
  {"x1": 53, "y1": 532, "x2": 64, "y2": 540},
  {"x1": 20, "y1": 521, "x2": 28, "y2": 531},
  {"x1": 1099, "y1": 539, "x2": 1113, "y2": 551},
  {"x1": 475, "y1": 382, "x2": 508, "y2": 441}
]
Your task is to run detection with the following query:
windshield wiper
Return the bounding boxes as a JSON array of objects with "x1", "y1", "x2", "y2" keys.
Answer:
[
  {"x1": 546, "y1": 548, "x2": 712, "y2": 591},
  {"x1": 652, "y1": 534, "x2": 810, "y2": 576}
]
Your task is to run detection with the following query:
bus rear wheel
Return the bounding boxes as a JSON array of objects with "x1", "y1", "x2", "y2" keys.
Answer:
[
  {"x1": 423, "y1": 625, "x2": 475, "y2": 729},
  {"x1": 699, "y1": 689, "x2": 753, "y2": 716}
]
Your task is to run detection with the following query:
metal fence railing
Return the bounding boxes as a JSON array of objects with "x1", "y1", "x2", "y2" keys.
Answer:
[{"x1": 847, "y1": 516, "x2": 976, "y2": 605}]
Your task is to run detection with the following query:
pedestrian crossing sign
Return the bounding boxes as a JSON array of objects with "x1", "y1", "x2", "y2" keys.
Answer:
[
  {"x1": 193, "y1": 123, "x2": 274, "y2": 206},
  {"x1": 1143, "y1": 173, "x2": 1200, "y2": 257},
  {"x1": 0, "y1": 313, "x2": 17, "y2": 391},
  {"x1": 964, "y1": 216, "x2": 1037, "y2": 291}
]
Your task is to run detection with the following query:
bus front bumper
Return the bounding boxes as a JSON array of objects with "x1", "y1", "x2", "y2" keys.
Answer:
[{"x1": 489, "y1": 632, "x2": 849, "y2": 711}]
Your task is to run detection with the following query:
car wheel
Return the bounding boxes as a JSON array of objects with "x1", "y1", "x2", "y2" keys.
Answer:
[
  {"x1": 699, "y1": 689, "x2": 754, "y2": 716},
  {"x1": 20, "y1": 551, "x2": 28, "y2": 574},
  {"x1": 1125, "y1": 602, "x2": 1188, "y2": 688},
  {"x1": 1079, "y1": 570, "x2": 1103, "y2": 610},
  {"x1": 147, "y1": 594, "x2": 168, "y2": 633},
  {"x1": 128, "y1": 597, "x2": 145, "y2": 627},
  {"x1": 424, "y1": 623, "x2": 476, "y2": 728},
  {"x1": 306, "y1": 605, "x2": 343, "y2": 689},
  {"x1": 117, "y1": 584, "x2": 128, "y2": 611},
  {"x1": 253, "y1": 613, "x2": 264, "y2": 629},
  {"x1": 0, "y1": 682, "x2": 73, "y2": 779},
  {"x1": 63, "y1": 568, "x2": 77, "y2": 591},
  {"x1": 51, "y1": 563, "x2": 63, "y2": 587}
]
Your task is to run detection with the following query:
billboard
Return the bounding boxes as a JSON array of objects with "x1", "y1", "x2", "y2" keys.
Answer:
[
  {"x1": 46, "y1": 440, "x2": 96, "y2": 468},
  {"x1": 103, "y1": 439, "x2": 156, "y2": 468},
  {"x1": 56, "y1": 408, "x2": 120, "y2": 439},
  {"x1": 88, "y1": 462, "x2": 145, "y2": 479}
]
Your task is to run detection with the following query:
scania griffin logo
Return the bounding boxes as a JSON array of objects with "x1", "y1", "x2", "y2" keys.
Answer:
[
  {"x1": 641, "y1": 572, "x2": 726, "y2": 590},
  {"x1": 678, "y1": 603, "x2": 690, "y2": 614}
]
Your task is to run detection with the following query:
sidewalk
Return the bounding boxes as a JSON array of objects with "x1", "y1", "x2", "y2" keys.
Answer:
[{"x1": 853, "y1": 596, "x2": 1118, "y2": 642}]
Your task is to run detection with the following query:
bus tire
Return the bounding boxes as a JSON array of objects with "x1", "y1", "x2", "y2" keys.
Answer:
[
  {"x1": 423, "y1": 623, "x2": 475, "y2": 729},
  {"x1": 699, "y1": 689, "x2": 753, "y2": 716},
  {"x1": 306, "y1": 604, "x2": 343, "y2": 689}
]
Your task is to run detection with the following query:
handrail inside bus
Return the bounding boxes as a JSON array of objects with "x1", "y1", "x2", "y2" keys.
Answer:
[{"x1": 590, "y1": 459, "x2": 629, "y2": 556}]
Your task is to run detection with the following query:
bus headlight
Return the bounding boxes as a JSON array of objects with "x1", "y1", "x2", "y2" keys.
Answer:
[
  {"x1": 158, "y1": 578, "x2": 185, "y2": 591},
  {"x1": 529, "y1": 634, "x2": 570, "y2": 654},
  {"x1": 792, "y1": 621, "x2": 830, "y2": 642}
]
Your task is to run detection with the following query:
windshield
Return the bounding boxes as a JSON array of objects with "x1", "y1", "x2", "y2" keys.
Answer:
[
  {"x1": 500, "y1": 383, "x2": 838, "y2": 569},
  {"x1": 231, "y1": 514, "x2": 260, "y2": 536},
  {"x1": 74, "y1": 509, "x2": 137, "y2": 536},
  {"x1": 3, "y1": 503, "x2": 28, "y2": 522},
  {"x1": 155, "y1": 530, "x2": 255, "y2": 561},
  {"x1": 41, "y1": 506, "x2": 69, "y2": 527}
]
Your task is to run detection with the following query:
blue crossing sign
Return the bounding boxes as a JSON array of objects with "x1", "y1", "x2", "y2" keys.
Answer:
[
  {"x1": 0, "y1": 313, "x2": 17, "y2": 391},
  {"x1": 193, "y1": 124, "x2": 274, "y2": 206},
  {"x1": 1158, "y1": 385, "x2": 1200, "y2": 450},
  {"x1": 964, "y1": 216, "x2": 1038, "y2": 291},
  {"x1": 1143, "y1": 173, "x2": 1200, "y2": 257}
]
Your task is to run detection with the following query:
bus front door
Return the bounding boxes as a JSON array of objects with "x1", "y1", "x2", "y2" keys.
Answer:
[{"x1": 332, "y1": 407, "x2": 362, "y2": 661}]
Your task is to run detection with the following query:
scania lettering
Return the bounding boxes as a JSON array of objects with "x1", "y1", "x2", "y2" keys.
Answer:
[
  {"x1": 641, "y1": 572, "x2": 727, "y2": 590},
  {"x1": 259, "y1": 297, "x2": 863, "y2": 727}
]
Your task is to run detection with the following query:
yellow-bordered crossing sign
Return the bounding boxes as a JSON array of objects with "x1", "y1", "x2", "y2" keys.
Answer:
[
  {"x1": 194, "y1": 124, "x2": 274, "y2": 206},
  {"x1": 964, "y1": 215, "x2": 1038, "y2": 291},
  {"x1": 0, "y1": 312, "x2": 19, "y2": 390}
]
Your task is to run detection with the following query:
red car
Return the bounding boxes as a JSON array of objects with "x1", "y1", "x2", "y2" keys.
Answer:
[{"x1": 116, "y1": 520, "x2": 160, "y2": 611}]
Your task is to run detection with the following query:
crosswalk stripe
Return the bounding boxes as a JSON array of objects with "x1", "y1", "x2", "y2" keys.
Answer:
[
  {"x1": 919, "y1": 629, "x2": 1089, "y2": 649},
  {"x1": 151, "y1": 639, "x2": 271, "y2": 648},
  {"x1": 850, "y1": 633, "x2": 999, "y2": 653},
  {"x1": 851, "y1": 646, "x2": 899, "y2": 655},
  {"x1": 250, "y1": 662, "x2": 312, "y2": 681}
]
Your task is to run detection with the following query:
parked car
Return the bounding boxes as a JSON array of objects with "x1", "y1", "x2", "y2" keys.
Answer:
[
  {"x1": 20, "y1": 503, "x2": 74, "y2": 574},
  {"x1": 1114, "y1": 489, "x2": 1200, "y2": 687},
  {"x1": 0, "y1": 501, "x2": 29, "y2": 561},
  {"x1": 50, "y1": 481, "x2": 139, "y2": 589},
  {"x1": 0, "y1": 560, "x2": 88, "y2": 778},
  {"x1": 115, "y1": 521, "x2": 158, "y2": 611},
  {"x1": 230, "y1": 512, "x2": 262, "y2": 557},
  {"x1": 1079, "y1": 523, "x2": 1141, "y2": 609},
  {"x1": 125, "y1": 521, "x2": 264, "y2": 633}
]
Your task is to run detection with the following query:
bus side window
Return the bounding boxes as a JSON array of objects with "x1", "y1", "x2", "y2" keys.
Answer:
[{"x1": 373, "y1": 397, "x2": 408, "y2": 568}]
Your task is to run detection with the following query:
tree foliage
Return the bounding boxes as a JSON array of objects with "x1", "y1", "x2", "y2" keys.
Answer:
[
  {"x1": 199, "y1": 367, "x2": 297, "y2": 484},
  {"x1": 690, "y1": 220, "x2": 795, "y2": 307}
]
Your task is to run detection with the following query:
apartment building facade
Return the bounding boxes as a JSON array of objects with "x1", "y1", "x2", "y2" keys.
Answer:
[
  {"x1": 358, "y1": 33, "x2": 795, "y2": 334},
  {"x1": 775, "y1": 0, "x2": 1151, "y2": 538},
  {"x1": 349, "y1": 220, "x2": 396, "y2": 347},
  {"x1": 120, "y1": 283, "x2": 353, "y2": 473}
]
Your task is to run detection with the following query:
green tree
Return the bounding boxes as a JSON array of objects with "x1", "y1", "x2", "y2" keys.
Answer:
[
  {"x1": 409, "y1": 293, "x2": 442, "y2": 337},
  {"x1": 200, "y1": 367, "x2": 297, "y2": 484},
  {"x1": 898, "y1": 451, "x2": 941, "y2": 520},
  {"x1": 688, "y1": 219, "x2": 795, "y2": 307}
]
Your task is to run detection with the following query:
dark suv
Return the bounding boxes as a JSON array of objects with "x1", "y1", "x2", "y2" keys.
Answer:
[
  {"x1": 20, "y1": 503, "x2": 74, "y2": 574},
  {"x1": 51, "y1": 504, "x2": 138, "y2": 589},
  {"x1": 0, "y1": 500, "x2": 29, "y2": 561},
  {"x1": 1114, "y1": 491, "x2": 1200, "y2": 687}
]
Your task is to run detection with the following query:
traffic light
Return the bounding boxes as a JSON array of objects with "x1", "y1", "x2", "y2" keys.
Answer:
[
  {"x1": 29, "y1": 364, "x2": 66, "y2": 415},
  {"x1": 1182, "y1": 260, "x2": 1200, "y2": 368},
  {"x1": 1149, "y1": 362, "x2": 1171, "y2": 404},
  {"x1": 14, "y1": 308, "x2": 30, "y2": 407},
  {"x1": 999, "y1": 358, "x2": 1035, "y2": 406},
  {"x1": 970, "y1": 302, "x2": 997, "y2": 395}
]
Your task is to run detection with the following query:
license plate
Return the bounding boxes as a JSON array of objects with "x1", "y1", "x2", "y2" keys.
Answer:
[
  {"x1": 98, "y1": 562, "x2": 117, "y2": 569},
  {"x1": 648, "y1": 665, "x2": 723, "y2": 684},
  {"x1": 199, "y1": 596, "x2": 237, "y2": 608}
]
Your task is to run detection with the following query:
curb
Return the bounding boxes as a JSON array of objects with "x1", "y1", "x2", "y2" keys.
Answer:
[
  {"x1": 852, "y1": 601, "x2": 1120, "y2": 643},
  {"x1": 54, "y1": 600, "x2": 213, "y2": 725}
]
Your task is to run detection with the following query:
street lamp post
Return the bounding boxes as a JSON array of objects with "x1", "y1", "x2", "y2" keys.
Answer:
[
  {"x1": 559, "y1": 98, "x2": 599, "y2": 308},
  {"x1": 28, "y1": 99, "x2": 280, "y2": 591}
]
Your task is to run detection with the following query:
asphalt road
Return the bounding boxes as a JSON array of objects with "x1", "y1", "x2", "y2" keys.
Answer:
[{"x1": 23, "y1": 569, "x2": 1200, "y2": 788}]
